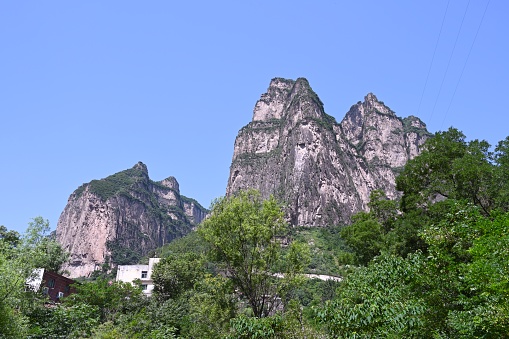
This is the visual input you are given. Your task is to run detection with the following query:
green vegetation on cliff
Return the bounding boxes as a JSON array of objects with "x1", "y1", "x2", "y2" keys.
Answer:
[
  {"x1": 69, "y1": 163, "x2": 208, "y2": 268},
  {"x1": 74, "y1": 164, "x2": 147, "y2": 201}
]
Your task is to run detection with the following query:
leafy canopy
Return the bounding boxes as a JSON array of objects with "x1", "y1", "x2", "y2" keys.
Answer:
[{"x1": 199, "y1": 189, "x2": 309, "y2": 318}]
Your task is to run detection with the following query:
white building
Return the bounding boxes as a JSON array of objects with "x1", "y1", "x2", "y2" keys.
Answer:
[{"x1": 116, "y1": 258, "x2": 161, "y2": 296}]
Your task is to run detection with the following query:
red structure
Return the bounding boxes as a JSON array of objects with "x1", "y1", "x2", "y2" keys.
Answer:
[
  {"x1": 42, "y1": 270, "x2": 76, "y2": 301},
  {"x1": 28, "y1": 269, "x2": 76, "y2": 302}
]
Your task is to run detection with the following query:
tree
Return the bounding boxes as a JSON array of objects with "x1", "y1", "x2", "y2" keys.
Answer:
[
  {"x1": 396, "y1": 128, "x2": 504, "y2": 216},
  {"x1": 27, "y1": 303, "x2": 100, "y2": 338},
  {"x1": 198, "y1": 189, "x2": 309, "y2": 318},
  {"x1": 187, "y1": 275, "x2": 237, "y2": 338},
  {"x1": 0, "y1": 217, "x2": 70, "y2": 337},
  {"x1": 317, "y1": 254, "x2": 427, "y2": 338},
  {"x1": 339, "y1": 190, "x2": 397, "y2": 265},
  {"x1": 384, "y1": 209, "x2": 428, "y2": 257},
  {"x1": 494, "y1": 136, "x2": 509, "y2": 210},
  {"x1": 396, "y1": 128, "x2": 467, "y2": 212},
  {"x1": 367, "y1": 189, "x2": 398, "y2": 232},
  {"x1": 458, "y1": 212, "x2": 509, "y2": 335},
  {"x1": 228, "y1": 308, "x2": 321, "y2": 339},
  {"x1": 0, "y1": 225, "x2": 20, "y2": 247},
  {"x1": 340, "y1": 212, "x2": 384, "y2": 265},
  {"x1": 66, "y1": 278, "x2": 147, "y2": 322},
  {"x1": 1, "y1": 217, "x2": 68, "y2": 305},
  {"x1": 22, "y1": 216, "x2": 69, "y2": 274},
  {"x1": 152, "y1": 252, "x2": 205, "y2": 300},
  {"x1": 409, "y1": 203, "x2": 509, "y2": 337}
]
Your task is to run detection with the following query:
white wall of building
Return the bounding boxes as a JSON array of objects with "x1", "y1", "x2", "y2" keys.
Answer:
[{"x1": 116, "y1": 258, "x2": 161, "y2": 296}]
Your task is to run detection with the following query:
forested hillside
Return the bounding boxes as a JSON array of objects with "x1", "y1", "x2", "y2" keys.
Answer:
[{"x1": 2, "y1": 128, "x2": 509, "y2": 338}]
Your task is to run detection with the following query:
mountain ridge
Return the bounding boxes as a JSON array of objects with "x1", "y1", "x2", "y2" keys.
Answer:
[
  {"x1": 57, "y1": 77, "x2": 430, "y2": 277},
  {"x1": 227, "y1": 77, "x2": 430, "y2": 226},
  {"x1": 56, "y1": 162, "x2": 208, "y2": 278}
]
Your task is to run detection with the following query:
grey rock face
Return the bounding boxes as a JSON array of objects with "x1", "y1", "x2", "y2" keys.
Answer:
[
  {"x1": 56, "y1": 162, "x2": 208, "y2": 278},
  {"x1": 226, "y1": 78, "x2": 430, "y2": 226}
]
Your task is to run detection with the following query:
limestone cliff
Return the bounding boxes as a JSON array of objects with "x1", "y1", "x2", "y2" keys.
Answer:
[
  {"x1": 56, "y1": 162, "x2": 208, "y2": 278},
  {"x1": 226, "y1": 78, "x2": 430, "y2": 226}
]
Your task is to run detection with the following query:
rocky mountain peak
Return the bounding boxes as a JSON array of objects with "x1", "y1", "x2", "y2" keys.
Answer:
[
  {"x1": 227, "y1": 78, "x2": 430, "y2": 227},
  {"x1": 159, "y1": 176, "x2": 179, "y2": 191},
  {"x1": 252, "y1": 77, "x2": 324, "y2": 122},
  {"x1": 252, "y1": 78, "x2": 294, "y2": 121},
  {"x1": 270, "y1": 77, "x2": 295, "y2": 90},
  {"x1": 57, "y1": 163, "x2": 208, "y2": 278},
  {"x1": 365, "y1": 92, "x2": 377, "y2": 101},
  {"x1": 361, "y1": 92, "x2": 395, "y2": 116},
  {"x1": 340, "y1": 93, "x2": 403, "y2": 146},
  {"x1": 133, "y1": 161, "x2": 149, "y2": 175},
  {"x1": 292, "y1": 77, "x2": 313, "y2": 95},
  {"x1": 403, "y1": 115, "x2": 427, "y2": 129}
]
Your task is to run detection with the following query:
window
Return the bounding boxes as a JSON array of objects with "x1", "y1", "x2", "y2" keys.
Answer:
[
  {"x1": 47, "y1": 279, "x2": 55, "y2": 288},
  {"x1": 57, "y1": 291, "x2": 64, "y2": 299},
  {"x1": 42, "y1": 287, "x2": 49, "y2": 295},
  {"x1": 64, "y1": 285, "x2": 70, "y2": 293},
  {"x1": 141, "y1": 271, "x2": 148, "y2": 279},
  {"x1": 141, "y1": 284, "x2": 148, "y2": 291}
]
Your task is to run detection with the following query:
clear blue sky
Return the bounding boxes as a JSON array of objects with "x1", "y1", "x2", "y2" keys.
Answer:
[{"x1": 1, "y1": 1, "x2": 507, "y2": 233}]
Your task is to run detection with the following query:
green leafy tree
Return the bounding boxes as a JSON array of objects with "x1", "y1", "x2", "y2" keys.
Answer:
[
  {"x1": 384, "y1": 209, "x2": 428, "y2": 257},
  {"x1": 340, "y1": 190, "x2": 400, "y2": 265},
  {"x1": 316, "y1": 254, "x2": 427, "y2": 338},
  {"x1": 66, "y1": 278, "x2": 147, "y2": 322},
  {"x1": 494, "y1": 136, "x2": 509, "y2": 209},
  {"x1": 396, "y1": 128, "x2": 503, "y2": 216},
  {"x1": 187, "y1": 275, "x2": 237, "y2": 338},
  {"x1": 396, "y1": 128, "x2": 468, "y2": 212},
  {"x1": 228, "y1": 314, "x2": 287, "y2": 339},
  {"x1": 144, "y1": 296, "x2": 190, "y2": 336},
  {"x1": 23, "y1": 216, "x2": 69, "y2": 274},
  {"x1": 198, "y1": 189, "x2": 309, "y2": 318},
  {"x1": 318, "y1": 204, "x2": 509, "y2": 337},
  {"x1": 367, "y1": 189, "x2": 398, "y2": 232},
  {"x1": 27, "y1": 303, "x2": 100, "y2": 338},
  {"x1": 340, "y1": 212, "x2": 384, "y2": 265},
  {"x1": 152, "y1": 252, "x2": 205, "y2": 300},
  {"x1": 0, "y1": 217, "x2": 69, "y2": 337},
  {"x1": 228, "y1": 300, "x2": 322, "y2": 339},
  {"x1": 0, "y1": 225, "x2": 20, "y2": 247},
  {"x1": 429, "y1": 208, "x2": 509, "y2": 337},
  {"x1": 455, "y1": 214, "x2": 509, "y2": 336}
]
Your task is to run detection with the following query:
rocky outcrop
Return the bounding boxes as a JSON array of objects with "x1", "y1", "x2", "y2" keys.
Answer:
[
  {"x1": 226, "y1": 78, "x2": 430, "y2": 226},
  {"x1": 56, "y1": 162, "x2": 208, "y2": 278}
]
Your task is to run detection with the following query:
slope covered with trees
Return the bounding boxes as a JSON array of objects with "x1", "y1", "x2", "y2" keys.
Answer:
[
  {"x1": 319, "y1": 128, "x2": 509, "y2": 337},
  {"x1": 3, "y1": 128, "x2": 509, "y2": 337}
]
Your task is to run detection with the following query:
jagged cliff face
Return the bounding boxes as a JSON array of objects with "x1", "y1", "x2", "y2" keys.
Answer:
[
  {"x1": 56, "y1": 162, "x2": 208, "y2": 278},
  {"x1": 226, "y1": 78, "x2": 430, "y2": 226}
]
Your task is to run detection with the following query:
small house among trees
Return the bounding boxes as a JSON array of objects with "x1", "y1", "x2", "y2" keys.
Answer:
[
  {"x1": 115, "y1": 257, "x2": 160, "y2": 296},
  {"x1": 26, "y1": 268, "x2": 76, "y2": 302}
]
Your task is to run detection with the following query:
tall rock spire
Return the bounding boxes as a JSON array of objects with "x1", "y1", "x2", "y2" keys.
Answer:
[{"x1": 227, "y1": 78, "x2": 430, "y2": 226}]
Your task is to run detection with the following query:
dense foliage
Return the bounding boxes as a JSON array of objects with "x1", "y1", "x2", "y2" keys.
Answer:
[
  {"x1": 74, "y1": 166, "x2": 147, "y2": 201},
  {"x1": 199, "y1": 189, "x2": 310, "y2": 318},
  {"x1": 0, "y1": 217, "x2": 69, "y2": 337},
  {"x1": 315, "y1": 128, "x2": 509, "y2": 337},
  {"x1": 3, "y1": 127, "x2": 509, "y2": 337}
]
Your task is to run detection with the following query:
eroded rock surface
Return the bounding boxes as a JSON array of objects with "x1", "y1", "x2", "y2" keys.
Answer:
[
  {"x1": 226, "y1": 78, "x2": 430, "y2": 226},
  {"x1": 56, "y1": 162, "x2": 208, "y2": 278}
]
